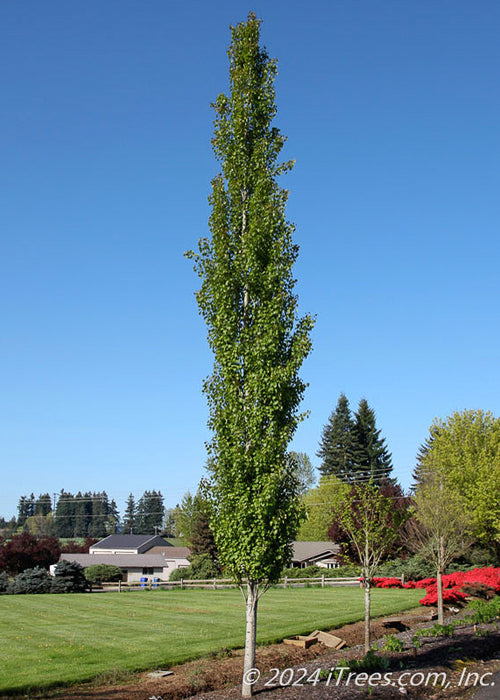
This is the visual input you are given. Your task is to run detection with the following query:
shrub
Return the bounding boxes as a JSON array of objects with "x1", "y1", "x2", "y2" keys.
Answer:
[
  {"x1": 12, "y1": 566, "x2": 52, "y2": 594},
  {"x1": 169, "y1": 554, "x2": 220, "y2": 581},
  {"x1": 282, "y1": 565, "x2": 323, "y2": 579},
  {"x1": 85, "y1": 564, "x2": 124, "y2": 584},
  {"x1": 0, "y1": 571, "x2": 10, "y2": 593},
  {"x1": 51, "y1": 560, "x2": 87, "y2": 593},
  {"x1": 462, "y1": 582, "x2": 496, "y2": 600}
]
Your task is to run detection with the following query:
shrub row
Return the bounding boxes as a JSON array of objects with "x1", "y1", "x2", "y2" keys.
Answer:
[
  {"x1": 0, "y1": 561, "x2": 87, "y2": 594},
  {"x1": 370, "y1": 567, "x2": 500, "y2": 606}
]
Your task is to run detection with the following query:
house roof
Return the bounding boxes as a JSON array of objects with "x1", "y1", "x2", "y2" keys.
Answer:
[
  {"x1": 291, "y1": 541, "x2": 340, "y2": 563},
  {"x1": 147, "y1": 546, "x2": 191, "y2": 559},
  {"x1": 90, "y1": 534, "x2": 170, "y2": 551},
  {"x1": 60, "y1": 553, "x2": 169, "y2": 568}
]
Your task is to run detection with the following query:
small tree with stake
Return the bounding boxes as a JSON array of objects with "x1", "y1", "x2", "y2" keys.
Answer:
[{"x1": 187, "y1": 13, "x2": 313, "y2": 697}]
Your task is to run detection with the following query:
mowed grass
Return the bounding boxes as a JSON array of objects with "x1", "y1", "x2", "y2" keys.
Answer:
[{"x1": 0, "y1": 587, "x2": 421, "y2": 694}]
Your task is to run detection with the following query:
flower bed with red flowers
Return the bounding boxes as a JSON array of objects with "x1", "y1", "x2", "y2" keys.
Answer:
[{"x1": 370, "y1": 567, "x2": 500, "y2": 606}]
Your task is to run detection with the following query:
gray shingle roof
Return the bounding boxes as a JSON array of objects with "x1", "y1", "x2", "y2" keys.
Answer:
[
  {"x1": 90, "y1": 534, "x2": 170, "y2": 551},
  {"x1": 291, "y1": 541, "x2": 340, "y2": 563},
  {"x1": 60, "y1": 553, "x2": 169, "y2": 568}
]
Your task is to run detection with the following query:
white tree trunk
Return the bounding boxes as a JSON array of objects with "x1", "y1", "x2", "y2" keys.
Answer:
[
  {"x1": 437, "y1": 568, "x2": 444, "y2": 625},
  {"x1": 242, "y1": 581, "x2": 259, "y2": 697},
  {"x1": 364, "y1": 580, "x2": 371, "y2": 653}
]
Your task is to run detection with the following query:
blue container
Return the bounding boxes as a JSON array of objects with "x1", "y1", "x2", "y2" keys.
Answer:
[
  {"x1": 140, "y1": 576, "x2": 147, "y2": 588},
  {"x1": 153, "y1": 577, "x2": 159, "y2": 589}
]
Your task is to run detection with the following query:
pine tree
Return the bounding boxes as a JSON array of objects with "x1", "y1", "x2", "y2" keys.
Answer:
[
  {"x1": 135, "y1": 491, "x2": 164, "y2": 534},
  {"x1": 74, "y1": 491, "x2": 92, "y2": 538},
  {"x1": 352, "y1": 399, "x2": 393, "y2": 484},
  {"x1": 317, "y1": 393, "x2": 355, "y2": 480},
  {"x1": 34, "y1": 493, "x2": 53, "y2": 516},
  {"x1": 122, "y1": 493, "x2": 136, "y2": 534},
  {"x1": 54, "y1": 490, "x2": 76, "y2": 538}
]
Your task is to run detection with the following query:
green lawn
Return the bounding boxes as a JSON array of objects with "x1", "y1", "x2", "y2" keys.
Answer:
[{"x1": 0, "y1": 587, "x2": 421, "y2": 694}]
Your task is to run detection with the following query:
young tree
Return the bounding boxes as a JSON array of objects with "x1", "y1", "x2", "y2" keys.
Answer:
[
  {"x1": 352, "y1": 399, "x2": 393, "y2": 484},
  {"x1": 412, "y1": 474, "x2": 470, "y2": 624},
  {"x1": 187, "y1": 13, "x2": 313, "y2": 696},
  {"x1": 317, "y1": 394, "x2": 355, "y2": 480},
  {"x1": 418, "y1": 410, "x2": 500, "y2": 559},
  {"x1": 329, "y1": 482, "x2": 407, "y2": 652}
]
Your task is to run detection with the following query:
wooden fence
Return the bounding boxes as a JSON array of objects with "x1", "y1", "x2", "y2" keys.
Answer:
[{"x1": 98, "y1": 575, "x2": 375, "y2": 592}]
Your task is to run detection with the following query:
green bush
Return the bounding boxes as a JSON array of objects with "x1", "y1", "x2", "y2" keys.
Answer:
[
  {"x1": 0, "y1": 571, "x2": 10, "y2": 593},
  {"x1": 282, "y1": 565, "x2": 323, "y2": 579},
  {"x1": 51, "y1": 561, "x2": 87, "y2": 593},
  {"x1": 169, "y1": 554, "x2": 220, "y2": 581},
  {"x1": 85, "y1": 564, "x2": 124, "y2": 584},
  {"x1": 12, "y1": 566, "x2": 52, "y2": 594}
]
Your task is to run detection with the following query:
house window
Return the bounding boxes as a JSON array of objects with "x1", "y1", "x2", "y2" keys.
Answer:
[{"x1": 142, "y1": 567, "x2": 154, "y2": 575}]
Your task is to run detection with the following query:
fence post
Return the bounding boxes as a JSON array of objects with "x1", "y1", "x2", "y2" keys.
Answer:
[
  {"x1": 213, "y1": 578, "x2": 216, "y2": 590},
  {"x1": 181, "y1": 578, "x2": 184, "y2": 590},
  {"x1": 118, "y1": 580, "x2": 122, "y2": 593},
  {"x1": 283, "y1": 576, "x2": 288, "y2": 588},
  {"x1": 401, "y1": 574, "x2": 405, "y2": 586},
  {"x1": 321, "y1": 574, "x2": 325, "y2": 588}
]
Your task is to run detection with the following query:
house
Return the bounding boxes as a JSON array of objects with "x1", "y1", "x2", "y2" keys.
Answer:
[
  {"x1": 59, "y1": 534, "x2": 191, "y2": 582},
  {"x1": 291, "y1": 541, "x2": 341, "y2": 569}
]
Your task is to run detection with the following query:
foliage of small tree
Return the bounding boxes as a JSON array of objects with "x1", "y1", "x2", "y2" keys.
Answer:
[
  {"x1": 187, "y1": 13, "x2": 313, "y2": 695},
  {"x1": 12, "y1": 566, "x2": 52, "y2": 594},
  {"x1": 418, "y1": 410, "x2": 500, "y2": 560},
  {"x1": 412, "y1": 474, "x2": 471, "y2": 623},
  {"x1": 328, "y1": 481, "x2": 407, "y2": 652},
  {"x1": 84, "y1": 563, "x2": 124, "y2": 584},
  {"x1": 51, "y1": 560, "x2": 87, "y2": 593},
  {"x1": 297, "y1": 476, "x2": 349, "y2": 541},
  {"x1": 0, "y1": 533, "x2": 61, "y2": 575}
]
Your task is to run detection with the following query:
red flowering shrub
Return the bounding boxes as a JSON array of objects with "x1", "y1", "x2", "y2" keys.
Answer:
[{"x1": 370, "y1": 568, "x2": 500, "y2": 607}]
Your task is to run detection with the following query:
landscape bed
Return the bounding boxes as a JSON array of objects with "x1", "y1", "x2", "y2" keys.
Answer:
[{"x1": 0, "y1": 587, "x2": 421, "y2": 695}]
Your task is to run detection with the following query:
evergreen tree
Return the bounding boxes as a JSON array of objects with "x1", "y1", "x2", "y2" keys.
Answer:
[
  {"x1": 54, "y1": 491, "x2": 76, "y2": 538},
  {"x1": 34, "y1": 493, "x2": 53, "y2": 516},
  {"x1": 190, "y1": 509, "x2": 218, "y2": 561},
  {"x1": 187, "y1": 13, "x2": 313, "y2": 695},
  {"x1": 17, "y1": 496, "x2": 30, "y2": 529},
  {"x1": 122, "y1": 493, "x2": 136, "y2": 534},
  {"x1": 352, "y1": 399, "x2": 393, "y2": 484},
  {"x1": 107, "y1": 499, "x2": 120, "y2": 534},
  {"x1": 74, "y1": 491, "x2": 92, "y2": 538},
  {"x1": 135, "y1": 490, "x2": 164, "y2": 534},
  {"x1": 89, "y1": 492, "x2": 108, "y2": 538},
  {"x1": 317, "y1": 394, "x2": 355, "y2": 480}
]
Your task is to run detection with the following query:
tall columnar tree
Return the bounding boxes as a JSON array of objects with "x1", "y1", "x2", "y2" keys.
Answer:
[
  {"x1": 187, "y1": 13, "x2": 313, "y2": 696},
  {"x1": 352, "y1": 399, "x2": 393, "y2": 484},
  {"x1": 317, "y1": 393, "x2": 355, "y2": 480},
  {"x1": 54, "y1": 490, "x2": 76, "y2": 538}
]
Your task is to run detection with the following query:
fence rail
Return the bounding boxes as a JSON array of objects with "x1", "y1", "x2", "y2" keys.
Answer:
[{"x1": 97, "y1": 574, "x2": 385, "y2": 592}]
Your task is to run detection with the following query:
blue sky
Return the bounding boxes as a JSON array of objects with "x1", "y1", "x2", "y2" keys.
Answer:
[{"x1": 1, "y1": 0, "x2": 499, "y2": 519}]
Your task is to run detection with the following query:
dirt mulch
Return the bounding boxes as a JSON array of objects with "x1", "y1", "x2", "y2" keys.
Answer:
[{"x1": 16, "y1": 607, "x2": 500, "y2": 700}]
